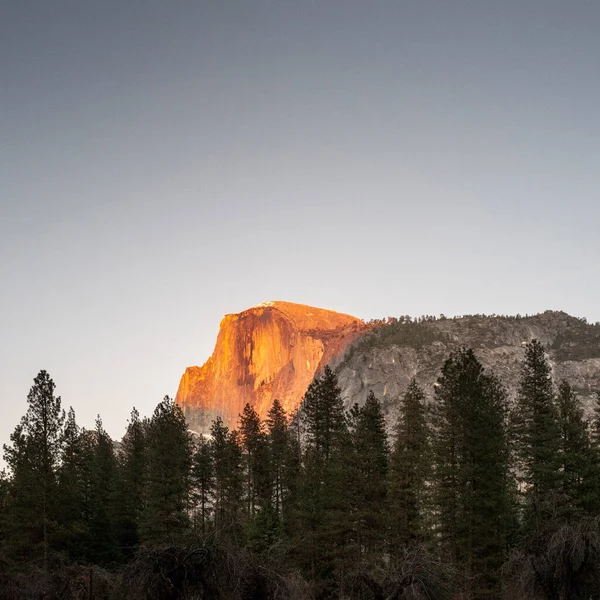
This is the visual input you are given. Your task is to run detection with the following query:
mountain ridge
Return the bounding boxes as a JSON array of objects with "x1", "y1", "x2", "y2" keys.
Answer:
[
  {"x1": 176, "y1": 303, "x2": 600, "y2": 433},
  {"x1": 335, "y1": 310, "x2": 600, "y2": 424}
]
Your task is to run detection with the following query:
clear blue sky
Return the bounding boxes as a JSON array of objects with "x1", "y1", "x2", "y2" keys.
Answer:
[{"x1": 2, "y1": 0, "x2": 599, "y2": 445}]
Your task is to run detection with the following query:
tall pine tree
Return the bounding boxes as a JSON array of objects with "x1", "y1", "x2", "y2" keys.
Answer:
[
  {"x1": 302, "y1": 366, "x2": 347, "y2": 460},
  {"x1": 555, "y1": 381, "x2": 596, "y2": 516},
  {"x1": 388, "y1": 379, "x2": 430, "y2": 553},
  {"x1": 266, "y1": 399, "x2": 289, "y2": 518},
  {"x1": 191, "y1": 437, "x2": 214, "y2": 535},
  {"x1": 512, "y1": 340, "x2": 560, "y2": 521},
  {"x1": 87, "y1": 416, "x2": 118, "y2": 566},
  {"x1": 140, "y1": 397, "x2": 192, "y2": 545},
  {"x1": 239, "y1": 403, "x2": 270, "y2": 517},
  {"x1": 3, "y1": 370, "x2": 65, "y2": 569},
  {"x1": 432, "y1": 349, "x2": 513, "y2": 599},
  {"x1": 115, "y1": 407, "x2": 147, "y2": 557},
  {"x1": 56, "y1": 407, "x2": 90, "y2": 562},
  {"x1": 210, "y1": 417, "x2": 244, "y2": 541},
  {"x1": 348, "y1": 391, "x2": 389, "y2": 564},
  {"x1": 296, "y1": 366, "x2": 353, "y2": 582}
]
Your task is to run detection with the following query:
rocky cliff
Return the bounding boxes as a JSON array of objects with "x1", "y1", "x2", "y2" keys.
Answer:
[
  {"x1": 177, "y1": 305, "x2": 600, "y2": 433},
  {"x1": 175, "y1": 301, "x2": 366, "y2": 432},
  {"x1": 335, "y1": 311, "x2": 600, "y2": 424}
]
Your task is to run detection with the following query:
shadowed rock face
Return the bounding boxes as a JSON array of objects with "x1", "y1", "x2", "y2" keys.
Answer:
[
  {"x1": 175, "y1": 301, "x2": 366, "y2": 432},
  {"x1": 335, "y1": 311, "x2": 600, "y2": 426}
]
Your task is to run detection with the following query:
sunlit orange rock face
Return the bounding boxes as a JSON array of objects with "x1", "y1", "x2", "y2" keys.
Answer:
[{"x1": 175, "y1": 301, "x2": 366, "y2": 432}]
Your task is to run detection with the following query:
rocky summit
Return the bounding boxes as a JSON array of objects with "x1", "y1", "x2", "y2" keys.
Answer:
[{"x1": 175, "y1": 301, "x2": 366, "y2": 432}]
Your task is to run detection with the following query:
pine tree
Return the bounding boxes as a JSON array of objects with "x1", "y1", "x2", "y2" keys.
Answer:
[
  {"x1": 296, "y1": 366, "x2": 353, "y2": 581},
  {"x1": 191, "y1": 437, "x2": 214, "y2": 535},
  {"x1": 266, "y1": 399, "x2": 289, "y2": 517},
  {"x1": 0, "y1": 469, "x2": 10, "y2": 560},
  {"x1": 77, "y1": 429, "x2": 97, "y2": 552},
  {"x1": 512, "y1": 340, "x2": 560, "y2": 519},
  {"x1": 302, "y1": 366, "x2": 347, "y2": 460},
  {"x1": 388, "y1": 379, "x2": 430, "y2": 553},
  {"x1": 140, "y1": 397, "x2": 192, "y2": 545},
  {"x1": 239, "y1": 403, "x2": 270, "y2": 517},
  {"x1": 210, "y1": 417, "x2": 244, "y2": 541},
  {"x1": 56, "y1": 407, "x2": 90, "y2": 561},
  {"x1": 432, "y1": 349, "x2": 513, "y2": 599},
  {"x1": 507, "y1": 383, "x2": 600, "y2": 600},
  {"x1": 348, "y1": 392, "x2": 389, "y2": 563},
  {"x1": 589, "y1": 391, "x2": 600, "y2": 513},
  {"x1": 211, "y1": 417, "x2": 229, "y2": 534},
  {"x1": 3, "y1": 370, "x2": 65, "y2": 569},
  {"x1": 243, "y1": 400, "x2": 293, "y2": 554},
  {"x1": 88, "y1": 416, "x2": 118, "y2": 566},
  {"x1": 115, "y1": 408, "x2": 147, "y2": 557},
  {"x1": 281, "y1": 409, "x2": 302, "y2": 538},
  {"x1": 556, "y1": 381, "x2": 595, "y2": 516},
  {"x1": 591, "y1": 391, "x2": 600, "y2": 448}
]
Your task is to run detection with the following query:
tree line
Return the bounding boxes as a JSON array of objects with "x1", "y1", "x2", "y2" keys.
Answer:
[{"x1": 2, "y1": 340, "x2": 600, "y2": 599}]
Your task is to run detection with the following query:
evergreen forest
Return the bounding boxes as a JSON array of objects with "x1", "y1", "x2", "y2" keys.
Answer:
[{"x1": 2, "y1": 340, "x2": 600, "y2": 599}]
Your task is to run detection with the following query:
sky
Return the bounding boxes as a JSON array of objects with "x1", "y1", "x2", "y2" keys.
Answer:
[{"x1": 1, "y1": 0, "x2": 600, "y2": 446}]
